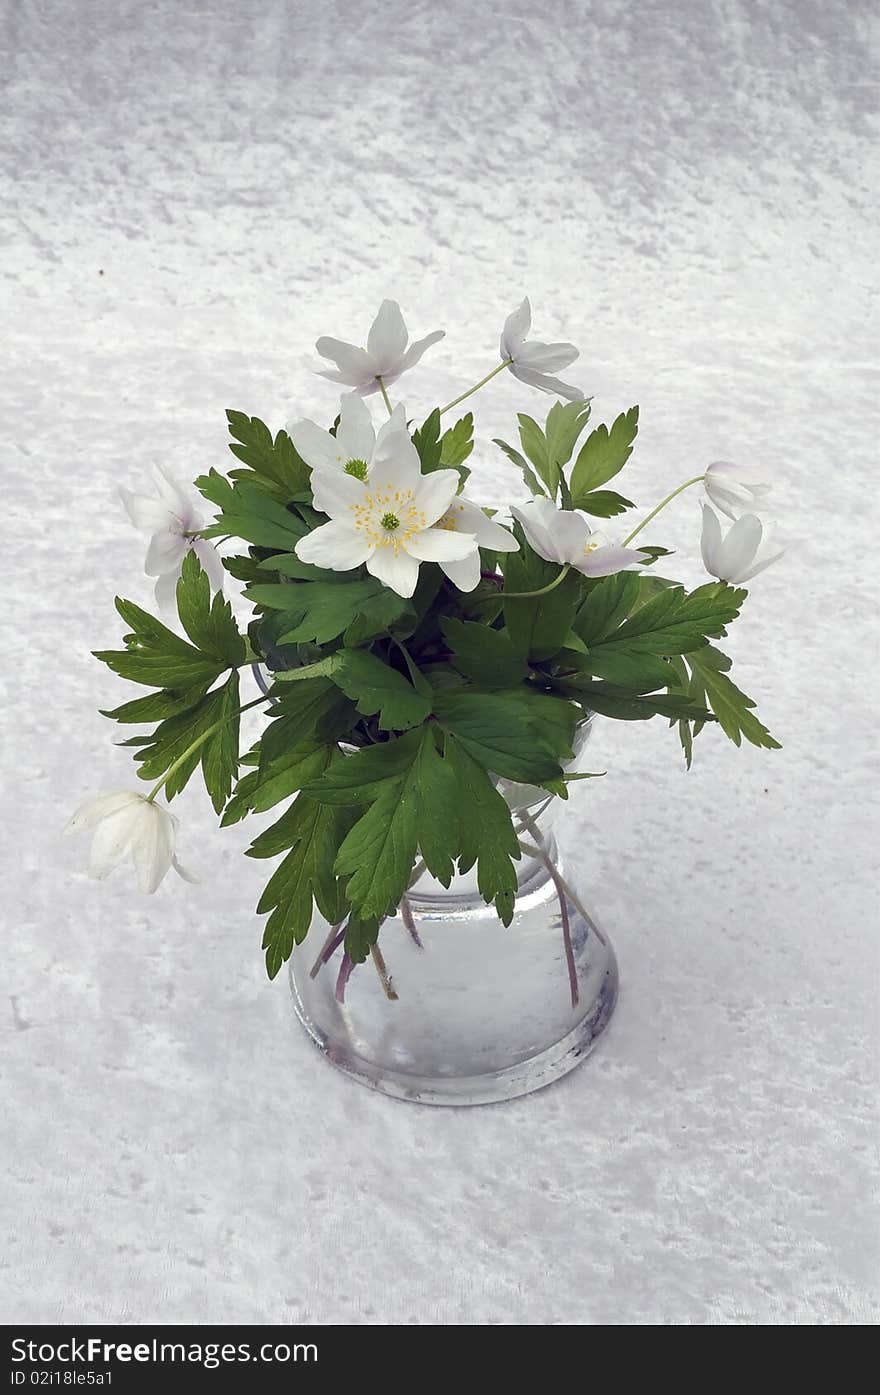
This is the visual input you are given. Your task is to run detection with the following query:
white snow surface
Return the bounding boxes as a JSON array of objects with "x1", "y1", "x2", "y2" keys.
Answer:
[{"x1": 1, "y1": 0, "x2": 878, "y2": 1325}]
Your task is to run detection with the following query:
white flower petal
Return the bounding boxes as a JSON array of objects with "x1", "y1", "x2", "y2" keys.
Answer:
[
  {"x1": 500, "y1": 298, "x2": 532, "y2": 360},
  {"x1": 375, "y1": 403, "x2": 408, "y2": 449},
  {"x1": 455, "y1": 498, "x2": 519, "y2": 552},
  {"x1": 288, "y1": 418, "x2": 344, "y2": 472},
  {"x1": 370, "y1": 431, "x2": 424, "y2": 496},
  {"x1": 412, "y1": 469, "x2": 460, "y2": 526},
  {"x1": 86, "y1": 800, "x2": 146, "y2": 881},
  {"x1": 439, "y1": 551, "x2": 482, "y2": 592},
  {"x1": 119, "y1": 488, "x2": 170, "y2": 532},
  {"x1": 310, "y1": 469, "x2": 370, "y2": 518},
  {"x1": 514, "y1": 341, "x2": 579, "y2": 373},
  {"x1": 367, "y1": 299, "x2": 408, "y2": 369},
  {"x1": 700, "y1": 503, "x2": 723, "y2": 575},
  {"x1": 173, "y1": 854, "x2": 200, "y2": 885},
  {"x1": 335, "y1": 392, "x2": 377, "y2": 464},
  {"x1": 65, "y1": 789, "x2": 141, "y2": 835},
  {"x1": 190, "y1": 537, "x2": 226, "y2": 592},
  {"x1": 551, "y1": 508, "x2": 592, "y2": 562},
  {"x1": 576, "y1": 545, "x2": 644, "y2": 577},
  {"x1": 366, "y1": 547, "x2": 420, "y2": 598},
  {"x1": 735, "y1": 546, "x2": 785, "y2": 583},
  {"x1": 509, "y1": 364, "x2": 585, "y2": 401},
  {"x1": 145, "y1": 529, "x2": 188, "y2": 577},
  {"x1": 719, "y1": 513, "x2": 762, "y2": 582},
  {"x1": 150, "y1": 463, "x2": 194, "y2": 519},
  {"x1": 131, "y1": 800, "x2": 177, "y2": 894},
  {"x1": 393, "y1": 329, "x2": 445, "y2": 375},
  {"x1": 510, "y1": 499, "x2": 566, "y2": 563},
  {"x1": 405, "y1": 527, "x2": 477, "y2": 562},
  {"x1": 154, "y1": 568, "x2": 181, "y2": 612},
  {"x1": 315, "y1": 337, "x2": 375, "y2": 386},
  {"x1": 295, "y1": 519, "x2": 374, "y2": 570}
]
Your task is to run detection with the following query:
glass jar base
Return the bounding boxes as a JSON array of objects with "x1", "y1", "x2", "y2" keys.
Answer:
[{"x1": 288, "y1": 852, "x2": 619, "y2": 1107}]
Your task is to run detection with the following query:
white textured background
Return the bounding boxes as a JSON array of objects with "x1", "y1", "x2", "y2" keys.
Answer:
[{"x1": 2, "y1": 0, "x2": 878, "y2": 1326}]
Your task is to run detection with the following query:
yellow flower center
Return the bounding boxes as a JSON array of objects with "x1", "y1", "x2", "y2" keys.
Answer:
[
  {"x1": 344, "y1": 458, "x2": 369, "y2": 480},
  {"x1": 351, "y1": 484, "x2": 427, "y2": 552}
]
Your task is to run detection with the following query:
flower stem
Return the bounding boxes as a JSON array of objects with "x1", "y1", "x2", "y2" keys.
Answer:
[
  {"x1": 499, "y1": 563, "x2": 571, "y2": 600},
  {"x1": 145, "y1": 694, "x2": 270, "y2": 803},
  {"x1": 375, "y1": 375, "x2": 394, "y2": 416},
  {"x1": 437, "y1": 359, "x2": 512, "y2": 417},
  {"x1": 622, "y1": 475, "x2": 704, "y2": 546},
  {"x1": 370, "y1": 943, "x2": 398, "y2": 1000}
]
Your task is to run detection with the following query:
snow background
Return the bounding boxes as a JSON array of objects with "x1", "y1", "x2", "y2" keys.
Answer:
[{"x1": 2, "y1": 0, "x2": 878, "y2": 1325}]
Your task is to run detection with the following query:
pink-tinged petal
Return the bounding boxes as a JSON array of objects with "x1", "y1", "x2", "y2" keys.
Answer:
[
  {"x1": 700, "y1": 503, "x2": 723, "y2": 576},
  {"x1": 131, "y1": 801, "x2": 177, "y2": 894},
  {"x1": 86, "y1": 801, "x2": 146, "y2": 881},
  {"x1": 366, "y1": 547, "x2": 420, "y2": 598},
  {"x1": 393, "y1": 329, "x2": 445, "y2": 374},
  {"x1": 456, "y1": 498, "x2": 519, "y2": 551},
  {"x1": 404, "y1": 527, "x2": 477, "y2": 562},
  {"x1": 439, "y1": 551, "x2": 482, "y2": 592},
  {"x1": 736, "y1": 546, "x2": 785, "y2": 584},
  {"x1": 190, "y1": 538, "x2": 226, "y2": 591},
  {"x1": 412, "y1": 469, "x2": 460, "y2": 526},
  {"x1": 510, "y1": 364, "x2": 585, "y2": 401},
  {"x1": 514, "y1": 341, "x2": 579, "y2": 373},
  {"x1": 145, "y1": 528, "x2": 188, "y2": 576},
  {"x1": 288, "y1": 417, "x2": 344, "y2": 471},
  {"x1": 310, "y1": 469, "x2": 370, "y2": 518},
  {"x1": 367, "y1": 300, "x2": 408, "y2": 369},
  {"x1": 719, "y1": 513, "x2": 762, "y2": 582},
  {"x1": 315, "y1": 337, "x2": 375, "y2": 385},
  {"x1": 154, "y1": 568, "x2": 181, "y2": 612},
  {"x1": 65, "y1": 790, "x2": 141, "y2": 835},
  {"x1": 335, "y1": 392, "x2": 376, "y2": 464},
  {"x1": 500, "y1": 297, "x2": 532, "y2": 360},
  {"x1": 295, "y1": 519, "x2": 373, "y2": 570},
  {"x1": 576, "y1": 545, "x2": 644, "y2": 578}
]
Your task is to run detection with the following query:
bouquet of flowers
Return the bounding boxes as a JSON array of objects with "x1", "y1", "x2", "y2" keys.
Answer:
[{"x1": 67, "y1": 298, "x2": 781, "y2": 992}]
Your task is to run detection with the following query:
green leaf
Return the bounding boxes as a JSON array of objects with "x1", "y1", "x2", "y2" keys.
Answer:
[
  {"x1": 334, "y1": 772, "x2": 421, "y2": 919},
  {"x1": 221, "y1": 742, "x2": 332, "y2": 824},
  {"x1": 439, "y1": 617, "x2": 526, "y2": 688},
  {"x1": 685, "y1": 646, "x2": 781, "y2": 751},
  {"x1": 94, "y1": 598, "x2": 230, "y2": 690},
  {"x1": 573, "y1": 489, "x2": 634, "y2": 518},
  {"x1": 569, "y1": 406, "x2": 639, "y2": 501},
  {"x1": 502, "y1": 523, "x2": 581, "y2": 661},
  {"x1": 196, "y1": 471, "x2": 310, "y2": 551},
  {"x1": 175, "y1": 552, "x2": 247, "y2": 668},
  {"x1": 545, "y1": 400, "x2": 592, "y2": 471},
  {"x1": 258, "y1": 552, "x2": 340, "y2": 582},
  {"x1": 493, "y1": 437, "x2": 546, "y2": 497},
  {"x1": 304, "y1": 731, "x2": 425, "y2": 806},
  {"x1": 129, "y1": 671, "x2": 241, "y2": 806},
  {"x1": 440, "y1": 413, "x2": 474, "y2": 468},
  {"x1": 100, "y1": 684, "x2": 211, "y2": 725},
  {"x1": 344, "y1": 914, "x2": 382, "y2": 964},
  {"x1": 445, "y1": 737, "x2": 519, "y2": 925},
  {"x1": 329, "y1": 649, "x2": 432, "y2": 732},
  {"x1": 250, "y1": 797, "x2": 355, "y2": 979},
  {"x1": 199, "y1": 671, "x2": 241, "y2": 812},
  {"x1": 517, "y1": 413, "x2": 558, "y2": 495},
  {"x1": 573, "y1": 572, "x2": 642, "y2": 644},
  {"x1": 225, "y1": 411, "x2": 310, "y2": 496},
  {"x1": 244, "y1": 576, "x2": 409, "y2": 646},
  {"x1": 432, "y1": 689, "x2": 576, "y2": 783},
  {"x1": 412, "y1": 410, "x2": 443, "y2": 472},
  {"x1": 588, "y1": 582, "x2": 745, "y2": 656},
  {"x1": 557, "y1": 681, "x2": 713, "y2": 723}
]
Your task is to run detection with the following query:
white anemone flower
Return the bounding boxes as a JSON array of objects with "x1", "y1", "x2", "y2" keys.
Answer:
[
  {"x1": 65, "y1": 791, "x2": 197, "y2": 894},
  {"x1": 704, "y1": 461, "x2": 771, "y2": 520},
  {"x1": 430, "y1": 496, "x2": 519, "y2": 591},
  {"x1": 700, "y1": 505, "x2": 784, "y2": 584},
  {"x1": 315, "y1": 299, "x2": 445, "y2": 397},
  {"x1": 120, "y1": 464, "x2": 225, "y2": 611},
  {"x1": 287, "y1": 392, "x2": 406, "y2": 482},
  {"x1": 510, "y1": 497, "x2": 644, "y2": 577},
  {"x1": 500, "y1": 298, "x2": 584, "y2": 401},
  {"x1": 295, "y1": 432, "x2": 476, "y2": 599}
]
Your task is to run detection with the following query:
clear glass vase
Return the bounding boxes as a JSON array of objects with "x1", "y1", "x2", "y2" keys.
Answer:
[{"x1": 288, "y1": 724, "x2": 618, "y2": 1105}]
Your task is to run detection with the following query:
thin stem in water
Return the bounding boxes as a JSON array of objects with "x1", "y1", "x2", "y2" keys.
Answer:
[
  {"x1": 622, "y1": 475, "x2": 704, "y2": 547},
  {"x1": 517, "y1": 836, "x2": 579, "y2": 1009},
  {"x1": 437, "y1": 359, "x2": 512, "y2": 417},
  {"x1": 400, "y1": 894, "x2": 423, "y2": 948},
  {"x1": 370, "y1": 943, "x2": 398, "y2": 1001}
]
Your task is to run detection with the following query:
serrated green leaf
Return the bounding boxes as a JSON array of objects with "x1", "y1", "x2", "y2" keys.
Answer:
[
  {"x1": 304, "y1": 730, "x2": 424, "y2": 806},
  {"x1": 196, "y1": 471, "x2": 310, "y2": 551},
  {"x1": 245, "y1": 576, "x2": 409, "y2": 646},
  {"x1": 685, "y1": 646, "x2": 781, "y2": 751},
  {"x1": 493, "y1": 437, "x2": 546, "y2": 496},
  {"x1": 94, "y1": 597, "x2": 230, "y2": 690},
  {"x1": 330, "y1": 649, "x2": 432, "y2": 732},
  {"x1": 412, "y1": 409, "x2": 443, "y2": 472},
  {"x1": 590, "y1": 582, "x2": 745, "y2": 656},
  {"x1": 439, "y1": 617, "x2": 526, "y2": 688},
  {"x1": 573, "y1": 489, "x2": 635, "y2": 518},
  {"x1": 502, "y1": 523, "x2": 582, "y2": 661},
  {"x1": 445, "y1": 737, "x2": 519, "y2": 925},
  {"x1": 569, "y1": 407, "x2": 639, "y2": 500},
  {"x1": 344, "y1": 913, "x2": 382, "y2": 964},
  {"x1": 200, "y1": 671, "x2": 241, "y2": 812},
  {"x1": 573, "y1": 572, "x2": 642, "y2": 644},
  {"x1": 100, "y1": 684, "x2": 211, "y2": 724},
  {"x1": 440, "y1": 413, "x2": 474, "y2": 468},
  {"x1": 432, "y1": 688, "x2": 575, "y2": 783},
  {"x1": 176, "y1": 552, "x2": 246, "y2": 668},
  {"x1": 225, "y1": 411, "x2": 310, "y2": 496}
]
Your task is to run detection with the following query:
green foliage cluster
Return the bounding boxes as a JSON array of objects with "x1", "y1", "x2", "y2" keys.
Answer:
[{"x1": 94, "y1": 403, "x2": 778, "y2": 977}]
